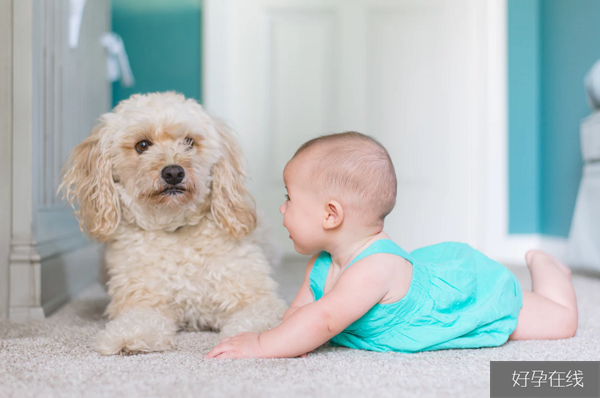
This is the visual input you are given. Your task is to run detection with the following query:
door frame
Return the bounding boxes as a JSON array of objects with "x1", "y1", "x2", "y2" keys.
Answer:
[
  {"x1": 6, "y1": 0, "x2": 109, "y2": 320},
  {"x1": 479, "y1": 0, "x2": 565, "y2": 264},
  {"x1": 0, "y1": 0, "x2": 12, "y2": 319}
]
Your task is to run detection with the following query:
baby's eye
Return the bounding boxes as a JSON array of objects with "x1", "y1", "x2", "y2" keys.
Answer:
[{"x1": 284, "y1": 194, "x2": 290, "y2": 201}]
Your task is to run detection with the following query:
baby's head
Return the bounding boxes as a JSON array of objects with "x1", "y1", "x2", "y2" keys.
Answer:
[{"x1": 280, "y1": 132, "x2": 397, "y2": 253}]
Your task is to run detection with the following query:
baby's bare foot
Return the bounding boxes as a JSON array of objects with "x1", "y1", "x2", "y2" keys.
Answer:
[{"x1": 525, "y1": 250, "x2": 572, "y2": 280}]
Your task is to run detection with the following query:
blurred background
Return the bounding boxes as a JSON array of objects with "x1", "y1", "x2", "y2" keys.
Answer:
[
  {"x1": 1, "y1": 0, "x2": 599, "y2": 319},
  {"x1": 111, "y1": 0, "x2": 202, "y2": 105}
]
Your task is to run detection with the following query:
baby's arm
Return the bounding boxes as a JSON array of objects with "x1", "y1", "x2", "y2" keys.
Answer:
[
  {"x1": 257, "y1": 257, "x2": 392, "y2": 358},
  {"x1": 281, "y1": 254, "x2": 318, "y2": 322}
]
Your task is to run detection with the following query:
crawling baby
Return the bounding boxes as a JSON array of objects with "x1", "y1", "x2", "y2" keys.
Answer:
[{"x1": 206, "y1": 131, "x2": 578, "y2": 358}]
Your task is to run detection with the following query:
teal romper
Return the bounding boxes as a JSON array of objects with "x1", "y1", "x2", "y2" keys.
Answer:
[{"x1": 309, "y1": 239, "x2": 523, "y2": 353}]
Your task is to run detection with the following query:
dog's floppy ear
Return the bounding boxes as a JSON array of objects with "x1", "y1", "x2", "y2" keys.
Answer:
[
  {"x1": 210, "y1": 119, "x2": 257, "y2": 239},
  {"x1": 58, "y1": 120, "x2": 120, "y2": 242}
]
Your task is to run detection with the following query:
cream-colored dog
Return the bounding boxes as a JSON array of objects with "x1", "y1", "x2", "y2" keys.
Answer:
[{"x1": 59, "y1": 92, "x2": 287, "y2": 356}]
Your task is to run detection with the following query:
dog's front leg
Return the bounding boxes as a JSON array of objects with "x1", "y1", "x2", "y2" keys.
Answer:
[
  {"x1": 219, "y1": 293, "x2": 288, "y2": 338},
  {"x1": 93, "y1": 308, "x2": 178, "y2": 356}
]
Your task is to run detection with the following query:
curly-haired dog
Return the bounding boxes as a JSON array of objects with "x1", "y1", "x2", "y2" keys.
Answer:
[{"x1": 59, "y1": 92, "x2": 287, "y2": 356}]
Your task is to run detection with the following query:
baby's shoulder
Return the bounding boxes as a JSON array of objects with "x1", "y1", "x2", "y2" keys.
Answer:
[
  {"x1": 350, "y1": 252, "x2": 413, "y2": 305},
  {"x1": 350, "y1": 251, "x2": 411, "y2": 278}
]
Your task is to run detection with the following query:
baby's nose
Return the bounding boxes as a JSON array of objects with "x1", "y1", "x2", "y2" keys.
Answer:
[{"x1": 279, "y1": 204, "x2": 285, "y2": 214}]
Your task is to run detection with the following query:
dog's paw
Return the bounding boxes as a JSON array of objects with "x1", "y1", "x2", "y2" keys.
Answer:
[
  {"x1": 93, "y1": 324, "x2": 175, "y2": 356},
  {"x1": 117, "y1": 347, "x2": 143, "y2": 356},
  {"x1": 118, "y1": 348, "x2": 136, "y2": 356},
  {"x1": 93, "y1": 308, "x2": 177, "y2": 356}
]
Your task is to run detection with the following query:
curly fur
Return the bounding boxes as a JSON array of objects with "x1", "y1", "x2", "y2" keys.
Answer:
[{"x1": 58, "y1": 92, "x2": 287, "y2": 356}]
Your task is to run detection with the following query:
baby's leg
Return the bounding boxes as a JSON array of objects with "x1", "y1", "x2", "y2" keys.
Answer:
[{"x1": 509, "y1": 250, "x2": 578, "y2": 340}]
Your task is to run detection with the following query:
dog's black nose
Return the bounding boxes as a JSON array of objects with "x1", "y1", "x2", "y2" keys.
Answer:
[{"x1": 161, "y1": 165, "x2": 185, "y2": 185}]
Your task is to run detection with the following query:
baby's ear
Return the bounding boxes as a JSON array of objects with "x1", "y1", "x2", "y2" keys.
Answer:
[
  {"x1": 57, "y1": 120, "x2": 121, "y2": 242},
  {"x1": 209, "y1": 118, "x2": 257, "y2": 239},
  {"x1": 323, "y1": 200, "x2": 344, "y2": 230}
]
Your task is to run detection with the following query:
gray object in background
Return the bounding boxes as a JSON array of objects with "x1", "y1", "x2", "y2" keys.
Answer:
[
  {"x1": 566, "y1": 111, "x2": 600, "y2": 271},
  {"x1": 100, "y1": 32, "x2": 135, "y2": 87},
  {"x1": 585, "y1": 59, "x2": 600, "y2": 109}
]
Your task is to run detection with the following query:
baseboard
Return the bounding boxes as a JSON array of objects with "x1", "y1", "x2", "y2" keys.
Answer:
[
  {"x1": 489, "y1": 234, "x2": 567, "y2": 266},
  {"x1": 8, "y1": 306, "x2": 45, "y2": 321},
  {"x1": 537, "y1": 236, "x2": 568, "y2": 262}
]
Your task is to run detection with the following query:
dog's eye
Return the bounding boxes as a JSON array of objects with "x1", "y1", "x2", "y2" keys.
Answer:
[
  {"x1": 184, "y1": 137, "x2": 194, "y2": 148},
  {"x1": 135, "y1": 140, "x2": 152, "y2": 154}
]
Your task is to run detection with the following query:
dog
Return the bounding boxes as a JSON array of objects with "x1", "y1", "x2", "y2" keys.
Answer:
[{"x1": 59, "y1": 92, "x2": 287, "y2": 356}]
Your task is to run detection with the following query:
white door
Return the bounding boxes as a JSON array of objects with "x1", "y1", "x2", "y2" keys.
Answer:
[{"x1": 205, "y1": 0, "x2": 489, "y2": 257}]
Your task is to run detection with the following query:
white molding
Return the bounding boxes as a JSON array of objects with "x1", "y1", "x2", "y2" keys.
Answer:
[
  {"x1": 10, "y1": 0, "x2": 44, "y2": 320},
  {"x1": 481, "y1": 0, "x2": 526, "y2": 265},
  {"x1": 202, "y1": 0, "x2": 232, "y2": 119},
  {"x1": 0, "y1": 0, "x2": 12, "y2": 319},
  {"x1": 491, "y1": 234, "x2": 567, "y2": 266},
  {"x1": 9, "y1": 239, "x2": 44, "y2": 320},
  {"x1": 482, "y1": 0, "x2": 509, "y2": 259},
  {"x1": 9, "y1": 0, "x2": 110, "y2": 319},
  {"x1": 9, "y1": 307, "x2": 45, "y2": 320},
  {"x1": 12, "y1": 0, "x2": 33, "y2": 243}
]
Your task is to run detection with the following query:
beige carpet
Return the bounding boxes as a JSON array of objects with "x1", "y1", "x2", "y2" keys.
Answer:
[{"x1": 1, "y1": 261, "x2": 599, "y2": 398}]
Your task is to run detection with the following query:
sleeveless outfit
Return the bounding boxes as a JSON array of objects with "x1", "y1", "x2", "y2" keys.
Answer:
[{"x1": 309, "y1": 239, "x2": 523, "y2": 353}]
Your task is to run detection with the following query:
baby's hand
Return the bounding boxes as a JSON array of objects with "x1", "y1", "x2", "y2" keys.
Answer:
[
  {"x1": 298, "y1": 350, "x2": 313, "y2": 358},
  {"x1": 205, "y1": 332, "x2": 263, "y2": 359}
]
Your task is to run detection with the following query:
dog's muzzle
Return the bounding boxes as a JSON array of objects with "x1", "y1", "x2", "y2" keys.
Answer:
[
  {"x1": 160, "y1": 165, "x2": 187, "y2": 195},
  {"x1": 161, "y1": 165, "x2": 185, "y2": 185}
]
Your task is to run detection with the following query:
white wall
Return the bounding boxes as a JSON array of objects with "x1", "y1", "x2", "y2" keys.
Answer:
[{"x1": 205, "y1": 0, "x2": 512, "y2": 260}]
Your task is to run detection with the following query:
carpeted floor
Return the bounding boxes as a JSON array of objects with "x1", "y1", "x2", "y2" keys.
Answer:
[{"x1": 1, "y1": 260, "x2": 599, "y2": 398}]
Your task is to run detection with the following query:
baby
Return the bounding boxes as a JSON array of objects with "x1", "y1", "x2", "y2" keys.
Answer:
[{"x1": 205, "y1": 132, "x2": 578, "y2": 359}]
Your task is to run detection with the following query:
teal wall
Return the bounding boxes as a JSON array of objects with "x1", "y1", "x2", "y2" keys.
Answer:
[
  {"x1": 508, "y1": 0, "x2": 541, "y2": 234},
  {"x1": 508, "y1": 0, "x2": 600, "y2": 237},
  {"x1": 539, "y1": 0, "x2": 600, "y2": 236},
  {"x1": 111, "y1": 0, "x2": 202, "y2": 107}
]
